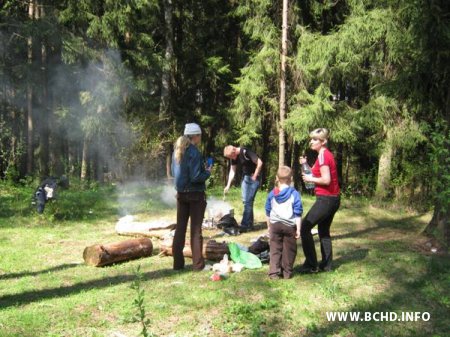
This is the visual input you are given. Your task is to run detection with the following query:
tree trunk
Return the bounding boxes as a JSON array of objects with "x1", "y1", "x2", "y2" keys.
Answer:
[
  {"x1": 26, "y1": 0, "x2": 35, "y2": 175},
  {"x1": 261, "y1": 116, "x2": 271, "y2": 185},
  {"x1": 336, "y1": 143, "x2": 343, "y2": 189},
  {"x1": 291, "y1": 141, "x2": 300, "y2": 189},
  {"x1": 278, "y1": 0, "x2": 288, "y2": 166},
  {"x1": 344, "y1": 145, "x2": 350, "y2": 188},
  {"x1": 375, "y1": 135, "x2": 393, "y2": 199},
  {"x1": 80, "y1": 136, "x2": 89, "y2": 181},
  {"x1": 160, "y1": 0, "x2": 174, "y2": 179},
  {"x1": 425, "y1": 203, "x2": 449, "y2": 247},
  {"x1": 423, "y1": 87, "x2": 450, "y2": 248},
  {"x1": 39, "y1": 2, "x2": 49, "y2": 178},
  {"x1": 83, "y1": 238, "x2": 153, "y2": 267}
]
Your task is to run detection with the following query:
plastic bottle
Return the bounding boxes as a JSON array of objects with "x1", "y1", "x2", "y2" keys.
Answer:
[
  {"x1": 223, "y1": 254, "x2": 228, "y2": 265},
  {"x1": 301, "y1": 163, "x2": 315, "y2": 190}
]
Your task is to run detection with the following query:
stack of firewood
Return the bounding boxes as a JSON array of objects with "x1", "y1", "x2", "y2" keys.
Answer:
[{"x1": 83, "y1": 217, "x2": 231, "y2": 267}]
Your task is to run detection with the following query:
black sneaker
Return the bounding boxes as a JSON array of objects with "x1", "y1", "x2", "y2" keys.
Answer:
[
  {"x1": 319, "y1": 265, "x2": 332, "y2": 272},
  {"x1": 240, "y1": 225, "x2": 254, "y2": 233},
  {"x1": 297, "y1": 265, "x2": 319, "y2": 274}
]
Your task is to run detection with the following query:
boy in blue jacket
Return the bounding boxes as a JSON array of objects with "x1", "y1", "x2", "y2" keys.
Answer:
[{"x1": 265, "y1": 166, "x2": 303, "y2": 279}]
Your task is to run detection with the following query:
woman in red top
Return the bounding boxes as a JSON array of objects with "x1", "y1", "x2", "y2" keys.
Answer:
[{"x1": 299, "y1": 128, "x2": 340, "y2": 272}]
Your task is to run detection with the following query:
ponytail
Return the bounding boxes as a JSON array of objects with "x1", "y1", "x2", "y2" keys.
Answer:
[{"x1": 174, "y1": 136, "x2": 191, "y2": 163}]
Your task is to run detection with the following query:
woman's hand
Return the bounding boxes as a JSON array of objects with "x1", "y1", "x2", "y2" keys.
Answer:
[
  {"x1": 302, "y1": 173, "x2": 314, "y2": 183},
  {"x1": 295, "y1": 229, "x2": 300, "y2": 239},
  {"x1": 299, "y1": 156, "x2": 307, "y2": 165},
  {"x1": 251, "y1": 174, "x2": 258, "y2": 181}
]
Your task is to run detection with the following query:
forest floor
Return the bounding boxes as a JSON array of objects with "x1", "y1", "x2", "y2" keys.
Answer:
[{"x1": 0, "y1": 182, "x2": 448, "y2": 337}]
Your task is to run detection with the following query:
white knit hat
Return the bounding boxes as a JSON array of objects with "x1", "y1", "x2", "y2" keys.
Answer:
[{"x1": 184, "y1": 123, "x2": 202, "y2": 135}]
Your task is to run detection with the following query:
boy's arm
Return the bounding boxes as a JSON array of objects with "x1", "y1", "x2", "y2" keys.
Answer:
[
  {"x1": 293, "y1": 191, "x2": 302, "y2": 239},
  {"x1": 295, "y1": 217, "x2": 301, "y2": 239}
]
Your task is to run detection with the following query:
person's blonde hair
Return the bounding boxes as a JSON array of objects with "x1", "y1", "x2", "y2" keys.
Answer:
[
  {"x1": 174, "y1": 136, "x2": 191, "y2": 163},
  {"x1": 276, "y1": 166, "x2": 292, "y2": 185},
  {"x1": 309, "y1": 128, "x2": 330, "y2": 141},
  {"x1": 223, "y1": 145, "x2": 236, "y2": 158}
]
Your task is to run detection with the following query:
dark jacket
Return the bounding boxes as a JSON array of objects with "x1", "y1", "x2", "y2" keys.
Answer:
[{"x1": 172, "y1": 144, "x2": 210, "y2": 192}]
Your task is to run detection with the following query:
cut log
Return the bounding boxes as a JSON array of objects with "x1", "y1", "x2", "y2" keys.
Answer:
[
  {"x1": 159, "y1": 239, "x2": 229, "y2": 261},
  {"x1": 83, "y1": 238, "x2": 153, "y2": 267}
]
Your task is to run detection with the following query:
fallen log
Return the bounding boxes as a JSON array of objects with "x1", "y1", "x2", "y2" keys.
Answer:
[
  {"x1": 159, "y1": 239, "x2": 229, "y2": 261},
  {"x1": 83, "y1": 238, "x2": 153, "y2": 267}
]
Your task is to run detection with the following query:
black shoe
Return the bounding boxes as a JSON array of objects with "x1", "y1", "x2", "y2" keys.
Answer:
[
  {"x1": 269, "y1": 274, "x2": 281, "y2": 280},
  {"x1": 297, "y1": 265, "x2": 318, "y2": 274},
  {"x1": 319, "y1": 265, "x2": 332, "y2": 272},
  {"x1": 240, "y1": 225, "x2": 254, "y2": 233}
]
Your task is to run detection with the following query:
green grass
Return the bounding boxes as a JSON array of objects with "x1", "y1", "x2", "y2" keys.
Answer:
[{"x1": 0, "y1": 182, "x2": 449, "y2": 337}]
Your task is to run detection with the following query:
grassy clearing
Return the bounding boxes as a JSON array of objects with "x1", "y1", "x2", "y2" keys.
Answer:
[{"x1": 0, "y1": 182, "x2": 448, "y2": 337}]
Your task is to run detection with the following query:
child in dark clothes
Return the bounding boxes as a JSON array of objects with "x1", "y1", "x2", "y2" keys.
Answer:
[{"x1": 265, "y1": 166, "x2": 303, "y2": 279}]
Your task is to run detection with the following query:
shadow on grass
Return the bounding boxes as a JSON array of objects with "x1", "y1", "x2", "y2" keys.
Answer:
[
  {"x1": 0, "y1": 267, "x2": 189, "y2": 309},
  {"x1": 0, "y1": 263, "x2": 80, "y2": 281},
  {"x1": 332, "y1": 248, "x2": 370, "y2": 270},
  {"x1": 297, "y1": 253, "x2": 450, "y2": 337},
  {"x1": 332, "y1": 215, "x2": 426, "y2": 242}
]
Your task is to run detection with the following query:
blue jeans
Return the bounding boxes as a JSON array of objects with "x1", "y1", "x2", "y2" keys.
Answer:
[{"x1": 241, "y1": 175, "x2": 260, "y2": 227}]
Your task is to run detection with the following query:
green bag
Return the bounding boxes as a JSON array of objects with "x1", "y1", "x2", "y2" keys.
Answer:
[{"x1": 228, "y1": 242, "x2": 262, "y2": 269}]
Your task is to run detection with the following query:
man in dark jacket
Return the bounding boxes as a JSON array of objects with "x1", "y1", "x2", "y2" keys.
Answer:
[{"x1": 223, "y1": 145, "x2": 263, "y2": 231}]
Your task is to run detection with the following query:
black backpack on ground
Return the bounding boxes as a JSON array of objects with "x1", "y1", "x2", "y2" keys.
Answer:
[{"x1": 216, "y1": 214, "x2": 240, "y2": 236}]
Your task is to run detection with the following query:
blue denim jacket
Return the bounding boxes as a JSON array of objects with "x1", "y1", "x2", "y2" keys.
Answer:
[{"x1": 172, "y1": 144, "x2": 210, "y2": 192}]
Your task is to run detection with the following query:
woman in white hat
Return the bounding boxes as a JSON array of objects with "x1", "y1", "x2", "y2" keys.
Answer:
[{"x1": 171, "y1": 123, "x2": 211, "y2": 271}]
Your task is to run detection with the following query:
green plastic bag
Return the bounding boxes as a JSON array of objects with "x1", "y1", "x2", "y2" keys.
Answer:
[{"x1": 228, "y1": 242, "x2": 262, "y2": 269}]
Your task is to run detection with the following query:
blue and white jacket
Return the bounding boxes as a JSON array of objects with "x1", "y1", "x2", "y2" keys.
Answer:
[{"x1": 265, "y1": 186, "x2": 303, "y2": 227}]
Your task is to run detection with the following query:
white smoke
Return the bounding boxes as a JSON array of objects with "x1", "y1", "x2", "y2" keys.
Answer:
[
  {"x1": 206, "y1": 197, "x2": 233, "y2": 221},
  {"x1": 160, "y1": 183, "x2": 177, "y2": 208}
]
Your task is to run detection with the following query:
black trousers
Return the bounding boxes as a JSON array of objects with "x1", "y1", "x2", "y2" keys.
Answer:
[
  {"x1": 269, "y1": 222, "x2": 297, "y2": 279},
  {"x1": 173, "y1": 191, "x2": 207, "y2": 271},
  {"x1": 301, "y1": 195, "x2": 340, "y2": 270}
]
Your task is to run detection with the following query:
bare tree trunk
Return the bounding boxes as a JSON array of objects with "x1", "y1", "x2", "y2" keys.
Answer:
[
  {"x1": 375, "y1": 133, "x2": 393, "y2": 199},
  {"x1": 160, "y1": 0, "x2": 174, "y2": 179},
  {"x1": 425, "y1": 203, "x2": 449, "y2": 247},
  {"x1": 26, "y1": 0, "x2": 35, "y2": 175},
  {"x1": 95, "y1": 137, "x2": 104, "y2": 183},
  {"x1": 80, "y1": 136, "x2": 89, "y2": 181},
  {"x1": 336, "y1": 143, "x2": 343, "y2": 188},
  {"x1": 291, "y1": 141, "x2": 300, "y2": 189},
  {"x1": 261, "y1": 116, "x2": 271, "y2": 185},
  {"x1": 423, "y1": 87, "x2": 450, "y2": 248},
  {"x1": 278, "y1": 0, "x2": 288, "y2": 166},
  {"x1": 38, "y1": 2, "x2": 49, "y2": 178},
  {"x1": 345, "y1": 145, "x2": 350, "y2": 188}
]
